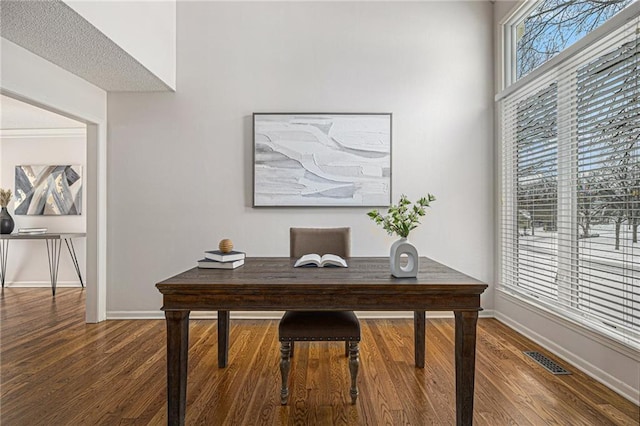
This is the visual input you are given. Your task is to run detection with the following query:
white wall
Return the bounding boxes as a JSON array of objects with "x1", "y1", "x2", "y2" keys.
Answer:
[
  {"x1": 0, "y1": 132, "x2": 86, "y2": 286},
  {"x1": 106, "y1": 1, "x2": 494, "y2": 316},
  {"x1": 1, "y1": 38, "x2": 108, "y2": 322},
  {"x1": 65, "y1": 0, "x2": 176, "y2": 90},
  {"x1": 492, "y1": 1, "x2": 639, "y2": 403}
]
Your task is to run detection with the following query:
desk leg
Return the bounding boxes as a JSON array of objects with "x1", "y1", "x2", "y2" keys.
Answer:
[
  {"x1": 64, "y1": 238, "x2": 84, "y2": 287},
  {"x1": 218, "y1": 310, "x2": 230, "y2": 368},
  {"x1": 0, "y1": 240, "x2": 8, "y2": 288},
  {"x1": 414, "y1": 310, "x2": 425, "y2": 368},
  {"x1": 45, "y1": 239, "x2": 62, "y2": 296},
  {"x1": 166, "y1": 310, "x2": 190, "y2": 426},
  {"x1": 454, "y1": 311, "x2": 478, "y2": 426}
]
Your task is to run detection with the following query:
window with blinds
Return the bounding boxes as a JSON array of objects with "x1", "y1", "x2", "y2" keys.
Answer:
[{"x1": 499, "y1": 10, "x2": 640, "y2": 349}]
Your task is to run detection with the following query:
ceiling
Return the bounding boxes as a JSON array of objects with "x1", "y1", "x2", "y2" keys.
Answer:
[
  {"x1": 0, "y1": 95, "x2": 84, "y2": 130},
  {"x1": 0, "y1": 0, "x2": 170, "y2": 91}
]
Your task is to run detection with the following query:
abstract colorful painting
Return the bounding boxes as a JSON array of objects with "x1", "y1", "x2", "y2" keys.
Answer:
[
  {"x1": 253, "y1": 113, "x2": 392, "y2": 207},
  {"x1": 14, "y1": 165, "x2": 82, "y2": 215}
]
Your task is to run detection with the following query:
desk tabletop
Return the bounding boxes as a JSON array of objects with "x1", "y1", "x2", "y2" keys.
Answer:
[
  {"x1": 156, "y1": 257, "x2": 487, "y2": 312},
  {"x1": 156, "y1": 257, "x2": 487, "y2": 291},
  {"x1": 0, "y1": 232, "x2": 86, "y2": 240}
]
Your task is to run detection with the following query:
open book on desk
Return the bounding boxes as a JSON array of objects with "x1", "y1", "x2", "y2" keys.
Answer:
[{"x1": 294, "y1": 253, "x2": 348, "y2": 268}]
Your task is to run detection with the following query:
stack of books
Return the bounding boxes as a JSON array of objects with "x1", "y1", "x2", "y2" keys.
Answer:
[
  {"x1": 18, "y1": 227, "x2": 48, "y2": 235},
  {"x1": 197, "y1": 249, "x2": 245, "y2": 269}
]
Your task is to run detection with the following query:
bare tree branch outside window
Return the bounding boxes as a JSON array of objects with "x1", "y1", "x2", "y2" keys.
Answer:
[{"x1": 517, "y1": 0, "x2": 634, "y2": 80}]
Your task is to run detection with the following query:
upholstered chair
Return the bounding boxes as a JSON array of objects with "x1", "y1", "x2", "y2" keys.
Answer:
[{"x1": 279, "y1": 227, "x2": 360, "y2": 405}]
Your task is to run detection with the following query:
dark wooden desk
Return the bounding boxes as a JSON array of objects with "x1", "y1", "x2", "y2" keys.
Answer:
[{"x1": 156, "y1": 257, "x2": 487, "y2": 426}]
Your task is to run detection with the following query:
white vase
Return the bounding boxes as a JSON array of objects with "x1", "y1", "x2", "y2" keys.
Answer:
[{"x1": 389, "y1": 237, "x2": 419, "y2": 278}]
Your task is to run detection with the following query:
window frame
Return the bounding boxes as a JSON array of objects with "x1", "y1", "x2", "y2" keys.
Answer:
[
  {"x1": 501, "y1": 0, "x2": 639, "y2": 91},
  {"x1": 498, "y1": 2, "x2": 640, "y2": 351},
  {"x1": 502, "y1": 0, "x2": 539, "y2": 89}
]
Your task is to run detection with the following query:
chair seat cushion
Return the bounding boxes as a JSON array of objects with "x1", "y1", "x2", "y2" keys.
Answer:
[{"x1": 279, "y1": 311, "x2": 360, "y2": 341}]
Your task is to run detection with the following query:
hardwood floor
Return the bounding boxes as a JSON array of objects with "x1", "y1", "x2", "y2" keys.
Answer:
[{"x1": 1, "y1": 288, "x2": 638, "y2": 425}]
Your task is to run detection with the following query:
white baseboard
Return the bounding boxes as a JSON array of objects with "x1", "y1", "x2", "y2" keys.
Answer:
[
  {"x1": 3, "y1": 281, "x2": 83, "y2": 288},
  {"x1": 494, "y1": 310, "x2": 639, "y2": 404},
  {"x1": 107, "y1": 309, "x2": 495, "y2": 321}
]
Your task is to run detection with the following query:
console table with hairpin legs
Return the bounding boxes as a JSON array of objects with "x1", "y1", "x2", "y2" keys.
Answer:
[{"x1": 0, "y1": 233, "x2": 86, "y2": 296}]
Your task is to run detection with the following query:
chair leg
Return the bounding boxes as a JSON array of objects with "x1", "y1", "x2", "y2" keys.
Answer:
[
  {"x1": 290, "y1": 341, "x2": 295, "y2": 358},
  {"x1": 348, "y1": 341, "x2": 359, "y2": 404},
  {"x1": 280, "y1": 341, "x2": 292, "y2": 405},
  {"x1": 344, "y1": 340, "x2": 349, "y2": 357}
]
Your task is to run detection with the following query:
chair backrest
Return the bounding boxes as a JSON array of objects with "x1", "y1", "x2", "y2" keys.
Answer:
[{"x1": 289, "y1": 227, "x2": 351, "y2": 258}]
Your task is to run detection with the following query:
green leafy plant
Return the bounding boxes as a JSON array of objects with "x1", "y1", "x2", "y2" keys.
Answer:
[
  {"x1": 0, "y1": 189, "x2": 12, "y2": 208},
  {"x1": 367, "y1": 194, "x2": 436, "y2": 238}
]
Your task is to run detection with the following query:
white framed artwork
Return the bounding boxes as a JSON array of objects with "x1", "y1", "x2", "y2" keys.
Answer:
[{"x1": 253, "y1": 113, "x2": 392, "y2": 207}]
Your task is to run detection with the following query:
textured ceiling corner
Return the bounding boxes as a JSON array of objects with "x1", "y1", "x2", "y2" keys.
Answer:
[{"x1": 0, "y1": 0, "x2": 172, "y2": 92}]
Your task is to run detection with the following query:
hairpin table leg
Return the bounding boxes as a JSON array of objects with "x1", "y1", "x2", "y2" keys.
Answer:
[
  {"x1": 0, "y1": 239, "x2": 8, "y2": 288},
  {"x1": 64, "y1": 238, "x2": 84, "y2": 287},
  {"x1": 45, "y1": 238, "x2": 62, "y2": 296}
]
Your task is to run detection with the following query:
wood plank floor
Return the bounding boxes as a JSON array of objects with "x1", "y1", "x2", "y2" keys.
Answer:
[{"x1": 1, "y1": 288, "x2": 638, "y2": 425}]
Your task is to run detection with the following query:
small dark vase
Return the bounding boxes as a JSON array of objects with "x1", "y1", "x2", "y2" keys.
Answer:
[{"x1": 0, "y1": 207, "x2": 15, "y2": 234}]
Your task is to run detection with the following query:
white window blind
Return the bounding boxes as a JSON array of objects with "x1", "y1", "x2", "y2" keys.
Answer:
[
  {"x1": 514, "y1": 83, "x2": 558, "y2": 300},
  {"x1": 499, "y1": 14, "x2": 640, "y2": 348}
]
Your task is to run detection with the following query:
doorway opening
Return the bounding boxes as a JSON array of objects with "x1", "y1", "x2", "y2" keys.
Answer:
[{"x1": 0, "y1": 92, "x2": 105, "y2": 322}]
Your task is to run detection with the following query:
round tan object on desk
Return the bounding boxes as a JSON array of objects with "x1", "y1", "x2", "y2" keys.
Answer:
[{"x1": 219, "y1": 239, "x2": 233, "y2": 253}]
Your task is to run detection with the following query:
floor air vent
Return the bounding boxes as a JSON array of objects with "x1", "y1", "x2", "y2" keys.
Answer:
[{"x1": 523, "y1": 351, "x2": 571, "y2": 375}]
